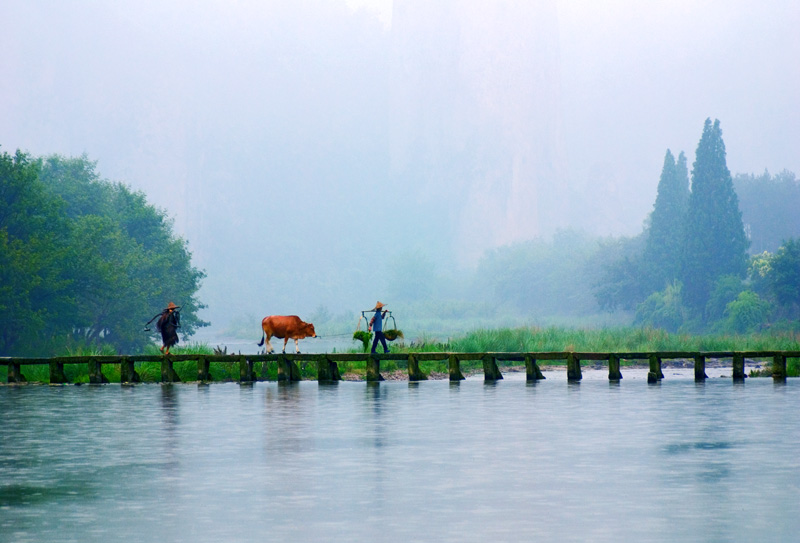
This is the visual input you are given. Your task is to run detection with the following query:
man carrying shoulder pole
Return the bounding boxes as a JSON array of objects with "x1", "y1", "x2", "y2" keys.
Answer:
[{"x1": 368, "y1": 301, "x2": 389, "y2": 354}]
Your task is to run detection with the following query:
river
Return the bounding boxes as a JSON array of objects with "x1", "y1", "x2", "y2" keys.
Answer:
[{"x1": 1, "y1": 374, "x2": 798, "y2": 542}]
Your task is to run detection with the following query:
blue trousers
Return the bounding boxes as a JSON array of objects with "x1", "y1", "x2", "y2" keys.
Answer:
[{"x1": 371, "y1": 331, "x2": 389, "y2": 353}]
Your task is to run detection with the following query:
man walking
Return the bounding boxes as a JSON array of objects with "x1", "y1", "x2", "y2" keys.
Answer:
[{"x1": 368, "y1": 301, "x2": 389, "y2": 354}]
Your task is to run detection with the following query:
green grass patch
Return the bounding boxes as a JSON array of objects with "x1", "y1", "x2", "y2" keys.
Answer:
[
  {"x1": 141, "y1": 342, "x2": 214, "y2": 356},
  {"x1": 398, "y1": 326, "x2": 800, "y2": 354}
]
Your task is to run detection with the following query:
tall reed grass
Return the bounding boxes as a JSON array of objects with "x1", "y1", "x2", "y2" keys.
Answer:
[
  {"x1": 397, "y1": 326, "x2": 800, "y2": 376},
  {"x1": 410, "y1": 326, "x2": 800, "y2": 354}
]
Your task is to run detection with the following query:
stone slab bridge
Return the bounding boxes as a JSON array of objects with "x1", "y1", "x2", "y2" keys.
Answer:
[{"x1": 1, "y1": 351, "x2": 797, "y2": 385}]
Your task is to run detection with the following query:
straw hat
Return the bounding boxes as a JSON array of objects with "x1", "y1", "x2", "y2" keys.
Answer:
[
  {"x1": 165, "y1": 302, "x2": 180, "y2": 311},
  {"x1": 372, "y1": 301, "x2": 386, "y2": 311}
]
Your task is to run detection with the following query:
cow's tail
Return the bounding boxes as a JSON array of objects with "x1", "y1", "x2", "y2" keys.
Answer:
[{"x1": 257, "y1": 331, "x2": 265, "y2": 347}]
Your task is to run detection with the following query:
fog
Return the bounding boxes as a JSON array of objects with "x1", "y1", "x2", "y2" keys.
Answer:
[{"x1": 2, "y1": 0, "x2": 798, "y2": 337}]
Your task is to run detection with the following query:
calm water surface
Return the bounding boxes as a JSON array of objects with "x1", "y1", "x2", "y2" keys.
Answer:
[{"x1": 1, "y1": 374, "x2": 798, "y2": 542}]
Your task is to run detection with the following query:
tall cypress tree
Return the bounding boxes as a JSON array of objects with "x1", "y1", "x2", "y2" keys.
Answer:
[
  {"x1": 675, "y1": 150, "x2": 689, "y2": 204},
  {"x1": 681, "y1": 119, "x2": 748, "y2": 315},
  {"x1": 644, "y1": 149, "x2": 690, "y2": 291}
]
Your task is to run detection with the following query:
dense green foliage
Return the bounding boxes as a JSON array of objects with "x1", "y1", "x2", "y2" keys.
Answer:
[
  {"x1": 1, "y1": 150, "x2": 73, "y2": 354},
  {"x1": 628, "y1": 241, "x2": 800, "y2": 336},
  {"x1": 768, "y1": 239, "x2": 800, "y2": 319},
  {"x1": 633, "y1": 281, "x2": 686, "y2": 333},
  {"x1": 719, "y1": 291, "x2": 772, "y2": 334},
  {"x1": 0, "y1": 149, "x2": 207, "y2": 356},
  {"x1": 680, "y1": 119, "x2": 749, "y2": 312}
]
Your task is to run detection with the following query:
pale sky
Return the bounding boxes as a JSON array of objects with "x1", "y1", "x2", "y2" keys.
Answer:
[{"x1": 344, "y1": 0, "x2": 393, "y2": 26}]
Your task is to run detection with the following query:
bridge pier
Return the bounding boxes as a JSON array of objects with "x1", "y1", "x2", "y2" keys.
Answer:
[
  {"x1": 120, "y1": 357, "x2": 140, "y2": 384},
  {"x1": 160, "y1": 357, "x2": 180, "y2": 383},
  {"x1": 449, "y1": 354, "x2": 465, "y2": 381},
  {"x1": 366, "y1": 355, "x2": 384, "y2": 382},
  {"x1": 49, "y1": 360, "x2": 69, "y2": 384},
  {"x1": 197, "y1": 356, "x2": 211, "y2": 382},
  {"x1": 278, "y1": 355, "x2": 301, "y2": 382},
  {"x1": 608, "y1": 354, "x2": 622, "y2": 381},
  {"x1": 317, "y1": 356, "x2": 342, "y2": 382},
  {"x1": 525, "y1": 355, "x2": 545, "y2": 381},
  {"x1": 567, "y1": 353, "x2": 582, "y2": 382},
  {"x1": 694, "y1": 355, "x2": 707, "y2": 381},
  {"x1": 407, "y1": 354, "x2": 427, "y2": 381},
  {"x1": 648, "y1": 354, "x2": 663, "y2": 383},
  {"x1": 239, "y1": 355, "x2": 254, "y2": 383},
  {"x1": 89, "y1": 358, "x2": 109, "y2": 384},
  {"x1": 482, "y1": 355, "x2": 503, "y2": 381},
  {"x1": 8, "y1": 360, "x2": 25, "y2": 383},
  {"x1": 732, "y1": 353, "x2": 746, "y2": 382},
  {"x1": 772, "y1": 354, "x2": 787, "y2": 382}
]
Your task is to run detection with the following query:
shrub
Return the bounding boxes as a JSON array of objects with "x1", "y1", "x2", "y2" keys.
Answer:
[
  {"x1": 719, "y1": 291, "x2": 772, "y2": 334},
  {"x1": 634, "y1": 281, "x2": 686, "y2": 333}
]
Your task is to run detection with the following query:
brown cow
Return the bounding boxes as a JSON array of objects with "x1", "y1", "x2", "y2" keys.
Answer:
[{"x1": 257, "y1": 315, "x2": 316, "y2": 354}]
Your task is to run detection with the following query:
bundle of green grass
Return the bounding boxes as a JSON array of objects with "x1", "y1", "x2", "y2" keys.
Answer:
[
  {"x1": 383, "y1": 329, "x2": 404, "y2": 341},
  {"x1": 353, "y1": 330, "x2": 372, "y2": 352}
]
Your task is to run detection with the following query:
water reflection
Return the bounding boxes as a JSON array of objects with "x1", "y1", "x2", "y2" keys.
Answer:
[
  {"x1": 365, "y1": 382, "x2": 388, "y2": 449},
  {"x1": 263, "y1": 383, "x2": 309, "y2": 456},
  {"x1": 159, "y1": 385, "x2": 180, "y2": 470},
  {"x1": 0, "y1": 379, "x2": 798, "y2": 542}
]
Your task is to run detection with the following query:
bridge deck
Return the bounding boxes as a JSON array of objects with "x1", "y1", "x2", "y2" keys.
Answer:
[{"x1": 1, "y1": 351, "x2": 797, "y2": 384}]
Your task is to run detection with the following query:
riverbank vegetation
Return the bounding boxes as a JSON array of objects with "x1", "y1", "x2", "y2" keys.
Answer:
[
  {"x1": 1, "y1": 149, "x2": 207, "y2": 357},
  {"x1": 402, "y1": 326, "x2": 800, "y2": 354}
]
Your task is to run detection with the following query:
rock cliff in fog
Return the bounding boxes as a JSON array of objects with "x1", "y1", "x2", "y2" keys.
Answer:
[{"x1": 389, "y1": 0, "x2": 565, "y2": 263}]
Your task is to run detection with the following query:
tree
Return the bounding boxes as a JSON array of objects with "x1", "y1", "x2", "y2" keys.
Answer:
[
  {"x1": 643, "y1": 149, "x2": 690, "y2": 291},
  {"x1": 0, "y1": 150, "x2": 208, "y2": 356},
  {"x1": 633, "y1": 281, "x2": 686, "y2": 333},
  {"x1": 719, "y1": 291, "x2": 771, "y2": 334},
  {"x1": 0, "y1": 149, "x2": 76, "y2": 355},
  {"x1": 680, "y1": 119, "x2": 748, "y2": 315},
  {"x1": 747, "y1": 251, "x2": 773, "y2": 297},
  {"x1": 705, "y1": 274, "x2": 745, "y2": 323},
  {"x1": 768, "y1": 238, "x2": 800, "y2": 319},
  {"x1": 39, "y1": 154, "x2": 208, "y2": 353}
]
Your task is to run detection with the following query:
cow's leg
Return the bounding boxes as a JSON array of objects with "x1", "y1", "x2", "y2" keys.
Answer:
[
  {"x1": 294, "y1": 338, "x2": 300, "y2": 354},
  {"x1": 264, "y1": 334, "x2": 274, "y2": 354},
  {"x1": 282, "y1": 337, "x2": 289, "y2": 354}
]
